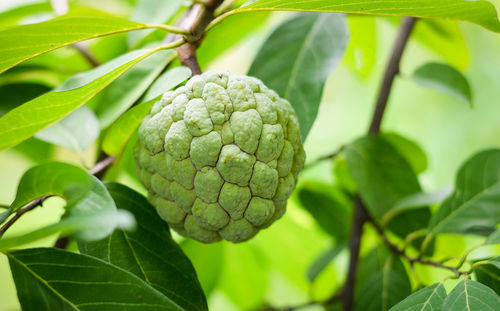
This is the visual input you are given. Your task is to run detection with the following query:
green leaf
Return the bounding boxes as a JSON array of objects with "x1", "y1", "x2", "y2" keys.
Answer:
[
  {"x1": 412, "y1": 20, "x2": 469, "y2": 69},
  {"x1": 143, "y1": 66, "x2": 192, "y2": 101},
  {"x1": 442, "y1": 279, "x2": 500, "y2": 311},
  {"x1": 344, "y1": 15, "x2": 377, "y2": 77},
  {"x1": 248, "y1": 12, "x2": 348, "y2": 139},
  {"x1": 0, "y1": 66, "x2": 63, "y2": 88},
  {"x1": 102, "y1": 66, "x2": 192, "y2": 157},
  {"x1": 355, "y1": 255, "x2": 412, "y2": 311},
  {"x1": 382, "y1": 188, "x2": 453, "y2": 227},
  {"x1": 486, "y1": 229, "x2": 500, "y2": 245},
  {"x1": 356, "y1": 246, "x2": 392, "y2": 297},
  {"x1": 91, "y1": 49, "x2": 175, "y2": 127},
  {"x1": 389, "y1": 283, "x2": 447, "y2": 311},
  {"x1": 0, "y1": 47, "x2": 161, "y2": 152},
  {"x1": 57, "y1": 49, "x2": 150, "y2": 92},
  {"x1": 345, "y1": 136, "x2": 421, "y2": 220},
  {"x1": 79, "y1": 183, "x2": 207, "y2": 311},
  {"x1": 382, "y1": 132, "x2": 428, "y2": 174},
  {"x1": 0, "y1": 8, "x2": 156, "y2": 74},
  {"x1": 429, "y1": 149, "x2": 500, "y2": 234},
  {"x1": 198, "y1": 11, "x2": 270, "y2": 67},
  {"x1": 180, "y1": 239, "x2": 224, "y2": 295},
  {"x1": 411, "y1": 62, "x2": 472, "y2": 105},
  {"x1": 0, "y1": 163, "x2": 134, "y2": 248},
  {"x1": 307, "y1": 243, "x2": 346, "y2": 282},
  {"x1": 474, "y1": 258, "x2": 500, "y2": 296},
  {"x1": 127, "y1": 0, "x2": 182, "y2": 48},
  {"x1": 238, "y1": 0, "x2": 500, "y2": 32},
  {"x1": 345, "y1": 136, "x2": 431, "y2": 243},
  {"x1": 102, "y1": 98, "x2": 156, "y2": 157},
  {"x1": 34, "y1": 106, "x2": 99, "y2": 153},
  {"x1": 0, "y1": 83, "x2": 51, "y2": 117},
  {"x1": 297, "y1": 182, "x2": 351, "y2": 242},
  {"x1": 7, "y1": 248, "x2": 183, "y2": 311},
  {"x1": 0, "y1": 2, "x2": 52, "y2": 28}
]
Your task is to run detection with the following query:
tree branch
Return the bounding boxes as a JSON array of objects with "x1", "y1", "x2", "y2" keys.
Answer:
[
  {"x1": 368, "y1": 17, "x2": 417, "y2": 134},
  {"x1": 175, "y1": 0, "x2": 225, "y2": 75},
  {"x1": 343, "y1": 196, "x2": 368, "y2": 311},
  {"x1": 366, "y1": 216, "x2": 467, "y2": 277},
  {"x1": 343, "y1": 17, "x2": 417, "y2": 311}
]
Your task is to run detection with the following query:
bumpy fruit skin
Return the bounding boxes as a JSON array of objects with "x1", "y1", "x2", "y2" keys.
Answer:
[{"x1": 135, "y1": 70, "x2": 305, "y2": 243}]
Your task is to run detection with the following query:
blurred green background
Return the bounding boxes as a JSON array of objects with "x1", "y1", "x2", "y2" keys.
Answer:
[{"x1": 1, "y1": 0, "x2": 500, "y2": 310}]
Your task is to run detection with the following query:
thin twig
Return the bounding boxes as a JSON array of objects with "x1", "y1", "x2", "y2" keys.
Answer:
[
  {"x1": 343, "y1": 196, "x2": 368, "y2": 311},
  {"x1": 343, "y1": 17, "x2": 417, "y2": 311},
  {"x1": 303, "y1": 147, "x2": 343, "y2": 170},
  {"x1": 368, "y1": 17, "x2": 417, "y2": 134},
  {"x1": 0, "y1": 156, "x2": 115, "y2": 235},
  {"x1": 367, "y1": 217, "x2": 466, "y2": 277},
  {"x1": 252, "y1": 290, "x2": 343, "y2": 311}
]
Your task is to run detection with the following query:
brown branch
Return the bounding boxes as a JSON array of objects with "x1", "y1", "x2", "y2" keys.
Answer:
[
  {"x1": 343, "y1": 196, "x2": 368, "y2": 311},
  {"x1": 368, "y1": 17, "x2": 417, "y2": 134},
  {"x1": 367, "y1": 216, "x2": 466, "y2": 277},
  {"x1": 73, "y1": 43, "x2": 101, "y2": 68},
  {"x1": 253, "y1": 290, "x2": 343, "y2": 311},
  {"x1": 0, "y1": 156, "x2": 115, "y2": 236},
  {"x1": 174, "y1": 0, "x2": 225, "y2": 75},
  {"x1": 343, "y1": 17, "x2": 417, "y2": 311}
]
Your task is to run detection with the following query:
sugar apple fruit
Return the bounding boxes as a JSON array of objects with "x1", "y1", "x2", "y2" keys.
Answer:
[{"x1": 135, "y1": 70, "x2": 305, "y2": 243}]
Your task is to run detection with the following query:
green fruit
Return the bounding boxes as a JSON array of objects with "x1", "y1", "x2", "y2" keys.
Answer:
[{"x1": 135, "y1": 70, "x2": 305, "y2": 243}]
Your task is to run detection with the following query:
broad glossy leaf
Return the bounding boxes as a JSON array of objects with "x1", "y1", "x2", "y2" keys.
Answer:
[
  {"x1": 0, "y1": 66, "x2": 62, "y2": 88},
  {"x1": 35, "y1": 106, "x2": 99, "y2": 153},
  {"x1": 382, "y1": 132, "x2": 428, "y2": 174},
  {"x1": 486, "y1": 229, "x2": 500, "y2": 245},
  {"x1": 7, "y1": 248, "x2": 183, "y2": 311},
  {"x1": 344, "y1": 15, "x2": 377, "y2": 77},
  {"x1": 79, "y1": 183, "x2": 207, "y2": 311},
  {"x1": 218, "y1": 243, "x2": 268, "y2": 309},
  {"x1": 180, "y1": 239, "x2": 224, "y2": 295},
  {"x1": 248, "y1": 13, "x2": 348, "y2": 139},
  {"x1": 238, "y1": 0, "x2": 500, "y2": 32},
  {"x1": 127, "y1": 0, "x2": 182, "y2": 48},
  {"x1": 102, "y1": 66, "x2": 192, "y2": 157},
  {"x1": 412, "y1": 20, "x2": 469, "y2": 69},
  {"x1": 0, "y1": 8, "x2": 155, "y2": 74},
  {"x1": 345, "y1": 136, "x2": 421, "y2": 220},
  {"x1": 442, "y1": 279, "x2": 500, "y2": 310},
  {"x1": 0, "y1": 47, "x2": 160, "y2": 152},
  {"x1": 102, "y1": 98, "x2": 157, "y2": 157},
  {"x1": 57, "y1": 49, "x2": 150, "y2": 91},
  {"x1": 0, "y1": 162, "x2": 134, "y2": 245},
  {"x1": 345, "y1": 136, "x2": 431, "y2": 242},
  {"x1": 474, "y1": 258, "x2": 500, "y2": 296},
  {"x1": 307, "y1": 243, "x2": 345, "y2": 282},
  {"x1": 91, "y1": 49, "x2": 175, "y2": 127},
  {"x1": 355, "y1": 247, "x2": 392, "y2": 297},
  {"x1": 355, "y1": 255, "x2": 411, "y2": 311},
  {"x1": 389, "y1": 283, "x2": 447, "y2": 311},
  {"x1": 411, "y1": 62, "x2": 472, "y2": 105},
  {"x1": 143, "y1": 66, "x2": 192, "y2": 101},
  {"x1": 382, "y1": 188, "x2": 453, "y2": 227},
  {"x1": 297, "y1": 182, "x2": 351, "y2": 242},
  {"x1": 0, "y1": 83, "x2": 51, "y2": 117},
  {"x1": 0, "y1": 2, "x2": 52, "y2": 27},
  {"x1": 429, "y1": 149, "x2": 500, "y2": 234},
  {"x1": 0, "y1": 209, "x2": 133, "y2": 251},
  {"x1": 198, "y1": 11, "x2": 270, "y2": 67}
]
